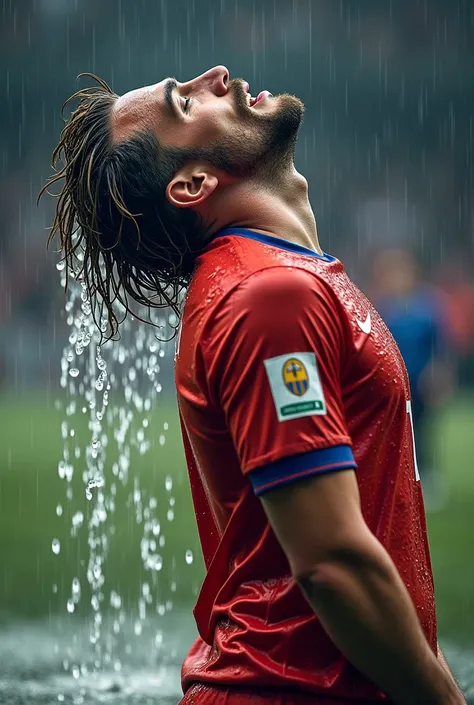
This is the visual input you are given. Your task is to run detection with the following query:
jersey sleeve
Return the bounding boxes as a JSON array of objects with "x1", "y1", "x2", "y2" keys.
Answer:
[{"x1": 199, "y1": 266, "x2": 356, "y2": 494}]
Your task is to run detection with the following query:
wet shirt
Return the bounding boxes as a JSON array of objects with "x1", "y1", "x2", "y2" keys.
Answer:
[{"x1": 175, "y1": 228, "x2": 436, "y2": 701}]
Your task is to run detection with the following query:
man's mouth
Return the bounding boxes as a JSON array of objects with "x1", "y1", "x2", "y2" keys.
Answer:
[{"x1": 243, "y1": 82, "x2": 272, "y2": 107}]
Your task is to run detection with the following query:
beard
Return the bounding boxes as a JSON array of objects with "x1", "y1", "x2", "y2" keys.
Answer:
[{"x1": 177, "y1": 79, "x2": 305, "y2": 183}]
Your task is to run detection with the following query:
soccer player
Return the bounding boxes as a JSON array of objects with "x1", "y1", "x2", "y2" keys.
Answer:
[
  {"x1": 42, "y1": 66, "x2": 466, "y2": 704},
  {"x1": 372, "y1": 249, "x2": 452, "y2": 510}
]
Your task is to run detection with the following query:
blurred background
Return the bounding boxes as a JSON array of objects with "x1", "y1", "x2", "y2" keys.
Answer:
[{"x1": 1, "y1": 0, "x2": 474, "y2": 703}]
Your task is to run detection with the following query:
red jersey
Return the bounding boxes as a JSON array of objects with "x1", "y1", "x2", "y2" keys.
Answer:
[{"x1": 175, "y1": 228, "x2": 436, "y2": 702}]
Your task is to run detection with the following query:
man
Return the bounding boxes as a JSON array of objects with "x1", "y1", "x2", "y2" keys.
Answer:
[
  {"x1": 42, "y1": 66, "x2": 465, "y2": 704},
  {"x1": 372, "y1": 249, "x2": 452, "y2": 510}
]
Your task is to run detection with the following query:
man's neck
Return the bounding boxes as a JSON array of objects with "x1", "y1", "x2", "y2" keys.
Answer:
[{"x1": 205, "y1": 169, "x2": 324, "y2": 256}]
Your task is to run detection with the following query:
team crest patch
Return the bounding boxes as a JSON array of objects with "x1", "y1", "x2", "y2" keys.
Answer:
[
  {"x1": 282, "y1": 358, "x2": 309, "y2": 396},
  {"x1": 264, "y1": 352, "x2": 327, "y2": 422}
]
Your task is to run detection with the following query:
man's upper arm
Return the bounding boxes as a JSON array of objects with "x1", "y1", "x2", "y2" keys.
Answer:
[
  {"x1": 260, "y1": 467, "x2": 369, "y2": 578},
  {"x1": 201, "y1": 266, "x2": 368, "y2": 572}
]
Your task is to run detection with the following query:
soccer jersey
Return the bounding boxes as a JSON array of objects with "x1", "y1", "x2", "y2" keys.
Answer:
[{"x1": 175, "y1": 228, "x2": 436, "y2": 702}]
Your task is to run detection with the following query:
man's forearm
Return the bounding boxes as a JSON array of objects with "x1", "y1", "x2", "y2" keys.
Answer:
[
  {"x1": 438, "y1": 643, "x2": 464, "y2": 697},
  {"x1": 297, "y1": 536, "x2": 464, "y2": 705}
]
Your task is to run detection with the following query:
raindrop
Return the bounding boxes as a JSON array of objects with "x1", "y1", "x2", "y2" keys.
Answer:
[
  {"x1": 66, "y1": 599, "x2": 75, "y2": 614},
  {"x1": 52, "y1": 539, "x2": 61, "y2": 555},
  {"x1": 69, "y1": 368, "x2": 80, "y2": 378},
  {"x1": 56, "y1": 504, "x2": 63, "y2": 516},
  {"x1": 185, "y1": 550, "x2": 194, "y2": 565}
]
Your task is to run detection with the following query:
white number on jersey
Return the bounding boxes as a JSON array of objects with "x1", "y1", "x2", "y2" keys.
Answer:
[{"x1": 406, "y1": 400, "x2": 421, "y2": 482}]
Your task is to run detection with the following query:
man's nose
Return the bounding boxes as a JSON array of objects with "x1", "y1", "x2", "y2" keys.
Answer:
[{"x1": 182, "y1": 65, "x2": 229, "y2": 97}]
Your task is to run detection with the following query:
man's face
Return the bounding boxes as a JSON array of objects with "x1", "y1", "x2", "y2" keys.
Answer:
[{"x1": 111, "y1": 65, "x2": 305, "y2": 181}]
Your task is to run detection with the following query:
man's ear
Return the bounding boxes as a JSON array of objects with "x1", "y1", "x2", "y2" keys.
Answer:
[{"x1": 166, "y1": 167, "x2": 218, "y2": 209}]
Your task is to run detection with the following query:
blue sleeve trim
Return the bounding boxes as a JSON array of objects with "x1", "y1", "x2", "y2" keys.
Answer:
[{"x1": 249, "y1": 445, "x2": 357, "y2": 496}]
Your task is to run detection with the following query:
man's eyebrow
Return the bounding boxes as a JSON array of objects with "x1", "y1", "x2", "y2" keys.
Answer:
[{"x1": 164, "y1": 77, "x2": 180, "y2": 118}]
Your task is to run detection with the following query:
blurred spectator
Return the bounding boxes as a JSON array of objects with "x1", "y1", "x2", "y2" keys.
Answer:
[
  {"x1": 434, "y1": 257, "x2": 474, "y2": 391},
  {"x1": 371, "y1": 249, "x2": 453, "y2": 510}
]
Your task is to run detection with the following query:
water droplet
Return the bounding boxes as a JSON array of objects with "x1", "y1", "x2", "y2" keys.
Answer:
[
  {"x1": 185, "y1": 549, "x2": 194, "y2": 565},
  {"x1": 85, "y1": 476, "x2": 104, "y2": 500},
  {"x1": 110, "y1": 591, "x2": 122, "y2": 609},
  {"x1": 56, "y1": 261, "x2": 65, "y2": 271},
  {"x1": 147, "y1": 554, "x2": 163, "y2": 571},
  {"x1": 69, "y1": 368, "x2": 80, "y2": 378},
  {"x1": 91, "y1": 595, "x2": 100, "y2": 611},
  {"x1": 52, "y1": 539, "x2": 61, "y2": 555},
  {"x1": 66, "y1": 599, "x2": 75, "y2": 613},
  {"x1": 72, "y1": 511, "x2": 84, "y2": 529},
  {"x1": 56, "y1": 504, "x2": 63, "y2": 516}
]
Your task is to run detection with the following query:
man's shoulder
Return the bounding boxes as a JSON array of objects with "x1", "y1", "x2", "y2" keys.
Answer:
[
  {"x1": 188, "y1": 258, "x2": 325, "y2": 320},
  {"x1": 191, "y1": 238, "x2": 333, "y2": 305}
]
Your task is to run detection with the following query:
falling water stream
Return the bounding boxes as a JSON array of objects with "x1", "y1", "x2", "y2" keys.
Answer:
[{"x1": 15, "y1": 257, "x2": 197, "y2": 704}]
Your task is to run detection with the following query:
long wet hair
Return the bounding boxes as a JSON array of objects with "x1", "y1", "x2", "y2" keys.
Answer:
[{"x1": 39, "y1": 74, "x2": 212, "y2": 341}]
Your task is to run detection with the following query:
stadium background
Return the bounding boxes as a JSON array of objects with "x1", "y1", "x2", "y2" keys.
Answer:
[{"x1": 0, "y1": 0, "x2": 473, "y2": 701}]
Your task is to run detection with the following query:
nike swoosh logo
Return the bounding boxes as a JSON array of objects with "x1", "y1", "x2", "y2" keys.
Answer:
[{"x1": 356, "y1": 311, "x2": 371, "y2": 335}]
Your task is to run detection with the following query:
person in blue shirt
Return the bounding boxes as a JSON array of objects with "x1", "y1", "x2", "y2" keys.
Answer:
[{"x1": 372, "y1": 249, "x2": 452, "y2": 510}]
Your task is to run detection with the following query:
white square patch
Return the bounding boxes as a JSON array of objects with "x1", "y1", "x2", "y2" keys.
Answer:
[{"x1": 264, "y1": 352, "x2": 327, "y2": 422}]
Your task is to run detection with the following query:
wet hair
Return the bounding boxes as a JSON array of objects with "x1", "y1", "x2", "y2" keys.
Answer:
[{"x1": 39, "y1": 74, "x2": 212, "y2": 341}]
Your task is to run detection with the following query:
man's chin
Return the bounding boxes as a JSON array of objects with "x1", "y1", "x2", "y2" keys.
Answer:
[{"x1": 269, "y1": 95, "x2": 304, "y2": 142}]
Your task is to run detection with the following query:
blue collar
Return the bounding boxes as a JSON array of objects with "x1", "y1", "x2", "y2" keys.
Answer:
[{"x1": 214, "y1": 227, "x2": 335, "y2": 263}]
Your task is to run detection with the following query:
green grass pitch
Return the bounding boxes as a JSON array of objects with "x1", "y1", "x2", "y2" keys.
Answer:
[{"x1": 0, "y1": 391, "x2": 473, "y2": 647}]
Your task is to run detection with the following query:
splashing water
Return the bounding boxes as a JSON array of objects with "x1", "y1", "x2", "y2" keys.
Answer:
[{"x1": 55, "y1": 255, "x2": 181, "y2": 677}]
